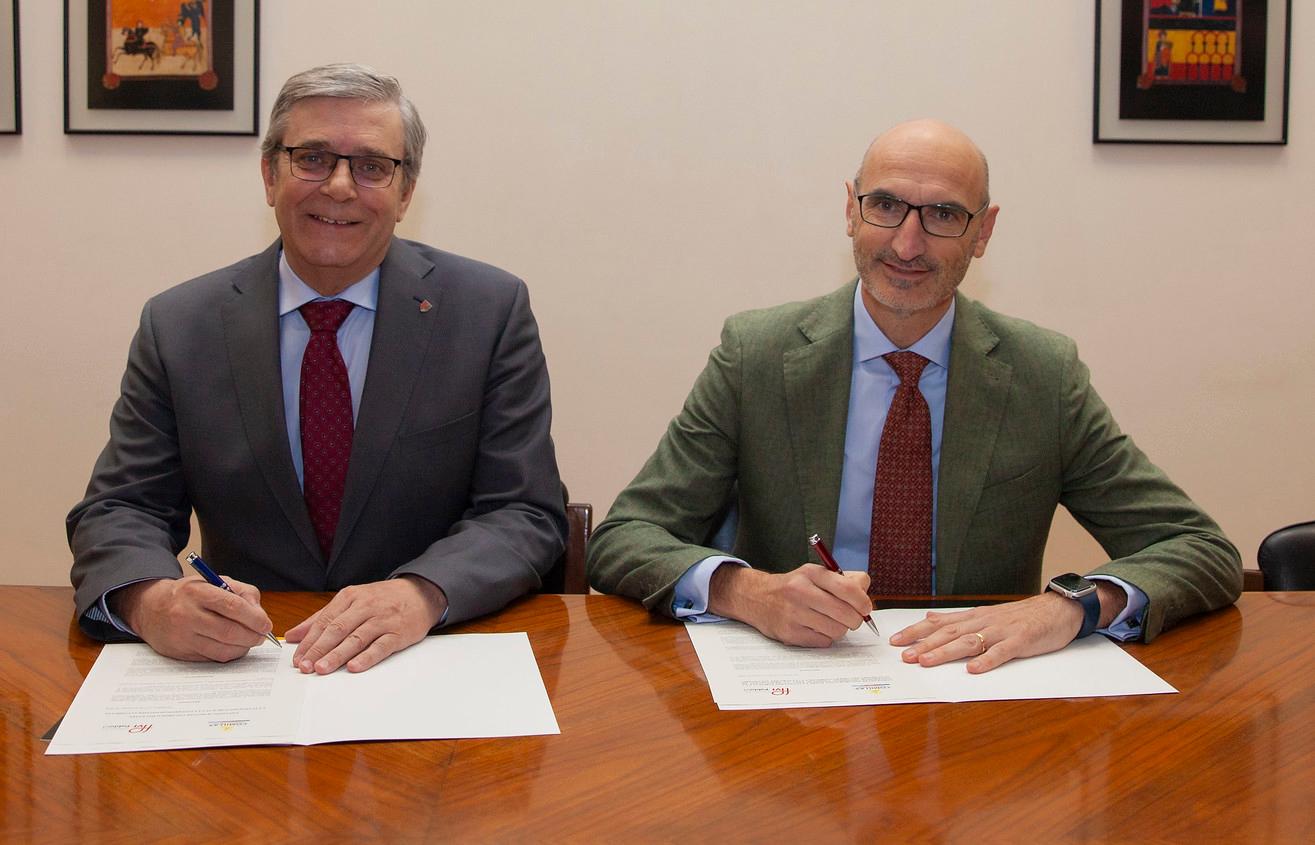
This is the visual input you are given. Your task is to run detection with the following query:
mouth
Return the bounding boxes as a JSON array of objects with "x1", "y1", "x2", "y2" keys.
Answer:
[
  {"x1": 880, "y1": 260, "x2": 932, "y2": 282},
  {"x1": 309, "y1": 213, "x2": 358, "y2": 226}
]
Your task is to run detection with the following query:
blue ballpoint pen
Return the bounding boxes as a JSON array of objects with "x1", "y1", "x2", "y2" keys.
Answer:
[{"x1": 185, "y1": 552, "x2": 282, "y2": 648}]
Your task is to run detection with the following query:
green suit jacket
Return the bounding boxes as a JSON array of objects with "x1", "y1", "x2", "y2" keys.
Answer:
[{"x1": 587, "y1": 283, "x2": 1241, "y2": 641}]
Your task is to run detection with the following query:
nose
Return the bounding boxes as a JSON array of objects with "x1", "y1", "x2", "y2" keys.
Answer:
[
  {"x1": 889, "y1": 207, "x2": 928, "y2": 261},
  {"x1": 319, "y1": 158, "x2": 358, "y2": 201}
]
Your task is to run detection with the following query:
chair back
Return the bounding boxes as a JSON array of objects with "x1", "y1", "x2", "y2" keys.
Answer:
[
  {"x1": 1257, "y1": 520, "x2": 1315, "y2": 591},
  {"x1": 540, "y1": 500, "x2": 592, "y2": 595}
]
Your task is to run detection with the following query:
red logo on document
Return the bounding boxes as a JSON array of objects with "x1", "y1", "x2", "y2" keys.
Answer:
[
  {"x1": 770, "y1": 688, "x2": 790, "y2": 696},
  {"x1": 127, "y1": 724, "x2": 152, "y2": 734}
]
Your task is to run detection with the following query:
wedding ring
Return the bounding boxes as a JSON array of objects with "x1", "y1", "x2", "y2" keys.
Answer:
[{"x1": 970, "y1": 632, "x2": 986, "y2": 655}]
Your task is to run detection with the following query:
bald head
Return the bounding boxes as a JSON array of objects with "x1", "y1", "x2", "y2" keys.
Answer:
[
  {"x1": 844, "y1": 119, "x2": 999, "y2": 347},
  {"x1": 854, "y1": 119, "x2": 990, "y2": 208}
]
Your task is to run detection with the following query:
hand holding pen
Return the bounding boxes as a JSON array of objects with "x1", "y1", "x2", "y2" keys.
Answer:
[
  {"x1": 808, "y1": 534, "x2": 880, "y2": 637},
  {"x1": 186, "y1": 553, "x2": 282, "y2": 648}
]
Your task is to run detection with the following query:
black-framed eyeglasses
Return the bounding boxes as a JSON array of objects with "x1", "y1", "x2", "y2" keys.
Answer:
[
  {"x1": 278, "y1": 145, "x2": 405, "y2": 189},
  {"x1": 855, "y1": 191, "x2": 989, "y2": 238}
]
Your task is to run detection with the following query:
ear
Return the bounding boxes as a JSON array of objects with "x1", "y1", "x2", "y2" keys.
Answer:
[
  {"x1": 845, "y1": 180, "x2": 860, "y2": 238},
  {"x1": 971, "y1": 205, "x2": 999, "y2": 258},
  {"x1": 261, "y1": 156, "x2": 277, "y2": 208}
]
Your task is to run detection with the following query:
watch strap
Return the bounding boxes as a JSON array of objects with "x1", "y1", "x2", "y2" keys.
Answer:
[{"x1": 1073, "y1": 587, "x2": 1100, "y2": 639}]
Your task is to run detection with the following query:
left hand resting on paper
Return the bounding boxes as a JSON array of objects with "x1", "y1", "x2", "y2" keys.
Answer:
[
  {"x1": 285, "y1": 576, "x2": 448, "y2": 674},
  {"x1": 888, "y1": 582, "x2": 1125, "y2": 673}
]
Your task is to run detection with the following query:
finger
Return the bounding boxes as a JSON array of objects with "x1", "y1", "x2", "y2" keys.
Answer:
[
  {"x1": 222, "y1": 575, "x2": 263, "y2": 608},
  {"x1": 889, "y1": 608, "x2": 977, "y2": 645},
  {"x1": 799, "y1": 606, "x2": 856, "y2": 643},
  {"x1": 912, "y1": 631, "x2": 992, "y2": 667},
  {"x1": 842, "y1": 569, "x2": 873, "y2": 605},
  {"x1": 898, "y1": 621, "x2": 975, "y2": 663},
  {"x1": 775, "y1": 622, "x2": 841, "y2": 648},
  {"x1": 311, "y1": 623, "x2": 383, "y2": 675},
  {"x1": 289, "y1": 593, "x2": 357, "y2": 669},
  {"x1": 189, "y1": 581, "x2": 273, "y2": 638},
  {"x1": 296, "y1": 601, "x2": 374, "y2": 673},
  {"x1": 344, "y1": 633, "x2": 404, "y2": 673},
  {"x1": 177, "y1": 590, "x2": 269, "y2": 649},
  {"x1": 816, "y1": 570, "x2": 875, "y2": 621},
  {"x1": 966, "y1": 639, "x2": 1011, "y2": 674},
  {"x1": 180, "y1": 629, "x2": 256, "y2": 663},
  {"x1": 193, "y1": 609, "x2": 269, "y2": 650},
  {"x1": 795, "y1": 568, "x2": 867, "y2": 630}
]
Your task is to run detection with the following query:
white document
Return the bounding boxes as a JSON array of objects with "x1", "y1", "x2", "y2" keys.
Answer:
[
  {"x1": 47, "y1": 633, "x2": 559, "y2": 755},
  {"x1": 686, "y1": 608, "x2": 1176, "y2": 710}
]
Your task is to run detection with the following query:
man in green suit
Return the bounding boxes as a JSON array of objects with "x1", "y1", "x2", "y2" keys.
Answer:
[{"x1": 587, "y1": 119, "x2": 1240, "y2": 672}]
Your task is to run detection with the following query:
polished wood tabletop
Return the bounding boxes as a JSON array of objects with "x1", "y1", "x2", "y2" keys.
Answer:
[{"x1": 2, "y1": 587, "x2": 1313, "y2": 843}]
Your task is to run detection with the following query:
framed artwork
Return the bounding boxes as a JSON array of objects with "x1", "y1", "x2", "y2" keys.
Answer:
[
  {"x1": 1094, "y1": 0, "x2": 1291, "y2": 144},
  {"x1": 1, "y1": 0, "x2": 18, "y2": 134},
  {"x1": 65, "y1": 0, "x2": 259, "y2": 135}
]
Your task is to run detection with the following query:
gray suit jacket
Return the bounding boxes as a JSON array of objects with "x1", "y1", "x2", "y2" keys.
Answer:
[
  {"x1": 69, "y1": 238, "x2": 566, "y2": 639},
  {"x1": 587, "y1": 283, "x2": 1241, "y2": 640}
]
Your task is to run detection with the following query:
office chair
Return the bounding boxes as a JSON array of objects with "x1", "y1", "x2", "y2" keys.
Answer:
[
  {"x1": 1256, "y1": 520, "x2": 1315, "y2": 591},
  {"x1": 539, "y1": 483, "x2": 592, "y2": 594}
]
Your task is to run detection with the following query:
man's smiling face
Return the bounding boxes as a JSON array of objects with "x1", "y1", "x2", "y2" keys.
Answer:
[{"x1": 261, "y1": 97, "x2": 414, "y2": 296}]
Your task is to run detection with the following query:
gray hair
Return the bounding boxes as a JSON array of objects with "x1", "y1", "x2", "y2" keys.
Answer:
[{"x1": 261, "y1": 63, "x2": 427, "y2": 189}]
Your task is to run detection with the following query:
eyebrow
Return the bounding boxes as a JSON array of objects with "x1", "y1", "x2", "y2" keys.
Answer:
[
  {"x1": 865, "y1": 190, "x2": 971, "y2": 213},
  {"x1": 290, "y1": 140, "x2": 400, "y2": 159}
]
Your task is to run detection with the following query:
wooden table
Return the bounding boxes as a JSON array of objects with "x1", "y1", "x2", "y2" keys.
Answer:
[{"x1": 3, "y1": 588, "x2": 1313, "y2": 842}]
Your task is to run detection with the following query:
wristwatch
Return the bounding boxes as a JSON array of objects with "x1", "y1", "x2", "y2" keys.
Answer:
[{"x1": 1047, "y1": 573, "x2": 1100, "y2": 640}]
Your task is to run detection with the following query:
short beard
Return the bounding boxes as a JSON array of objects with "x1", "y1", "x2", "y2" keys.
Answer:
[{"x1": 854, "y1": 245, "x2": 971, "y2": 318}]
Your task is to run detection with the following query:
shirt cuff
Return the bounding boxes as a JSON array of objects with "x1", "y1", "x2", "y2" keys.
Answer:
[
  {"x1": 671, "y1": 556, "x2": 749, "y2": 622},
  {"x1": 1088, "y1": 575, "x2": 1148, "y2": 642},
  {"x1": 87, "y1": 581, "x2": 155, "y2": 636}
]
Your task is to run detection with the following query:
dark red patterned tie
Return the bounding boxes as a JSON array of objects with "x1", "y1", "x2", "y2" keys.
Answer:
[
  {"x1": 299, "y1": 300, "x2": 356, "y2": 560},
  {"x1": 868, "y1": 351, "x2": 932, "y2": 594}
]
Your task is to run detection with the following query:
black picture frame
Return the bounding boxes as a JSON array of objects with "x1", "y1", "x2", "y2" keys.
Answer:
[
  {"x1": 1, "y1": 0, "x2": 19, "y2": 134},
  {"x1": 1094, "y1": 0, "x2": 1291, "y2": 144},
  {"x1": 64, "y1": 0, "x2": 259, "y2": 135}
]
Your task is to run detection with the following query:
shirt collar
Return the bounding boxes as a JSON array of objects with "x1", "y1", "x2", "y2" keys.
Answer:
[
  {"x1": 851, "y1": 283, "x2": 955, "y2": 368},
  {"x1": 276, "y1": 251, "x2": 380, "y2": 317}
]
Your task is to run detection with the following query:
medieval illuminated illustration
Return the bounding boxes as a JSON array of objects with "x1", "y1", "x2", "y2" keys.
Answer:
[
  {"x1": 84, "y1": 0, "x2": 235, "y2": 113},
  {"x1": 103, "y1": 1, "x2": 215, "y2": 91}
]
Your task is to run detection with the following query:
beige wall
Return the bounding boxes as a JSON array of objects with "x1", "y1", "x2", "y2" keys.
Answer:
[{"x1": 3, "y1": 2, "x2": 1311, "y2": 586}]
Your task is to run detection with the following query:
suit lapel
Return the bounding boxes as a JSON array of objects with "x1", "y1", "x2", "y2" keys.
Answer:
[
  {"x1": 330, "y1": 239, "x2": 440, "y2": 567},
  {"x1": 935, "y1": 293, "x2": 1011, "y2": 593},
  {"x1": 220, "y1": 242, "x2": 323, "y2": 562},
  {"x1": 782, "y1": 284, "x2": 856, "y2": 552}
]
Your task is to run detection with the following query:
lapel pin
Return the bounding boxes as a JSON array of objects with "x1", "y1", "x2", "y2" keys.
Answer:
[{"x1": 413, "y1": 296, "x2": 433, "y2": 313}]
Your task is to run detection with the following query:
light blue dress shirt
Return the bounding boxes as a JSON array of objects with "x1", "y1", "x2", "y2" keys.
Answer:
[
  {"x1": 91, "y1": 254, "x2": 380, "y2": 632},
  {"x1": 277, "y1": 255, "x2": 379, "y2": 487},
  {"x1": 672, "y1": 287, "x2": 1146, "y2": 640}
]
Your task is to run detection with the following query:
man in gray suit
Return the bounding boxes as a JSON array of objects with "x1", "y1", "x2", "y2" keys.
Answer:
[
  {"x1": 587, "y1": 119, "x2": 1240, "y2": 672},
  {"x1": 68, "y1": 64, "x2": 565, "y2": 674}
]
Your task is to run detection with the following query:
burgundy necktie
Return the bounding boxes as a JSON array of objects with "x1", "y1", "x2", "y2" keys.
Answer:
[
  {"x1": 868, "y1": 351, "x2": 932, "y2": 595},
  {"x1": 299, "y1": 300, "x2": 356, "y2": 560}
]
